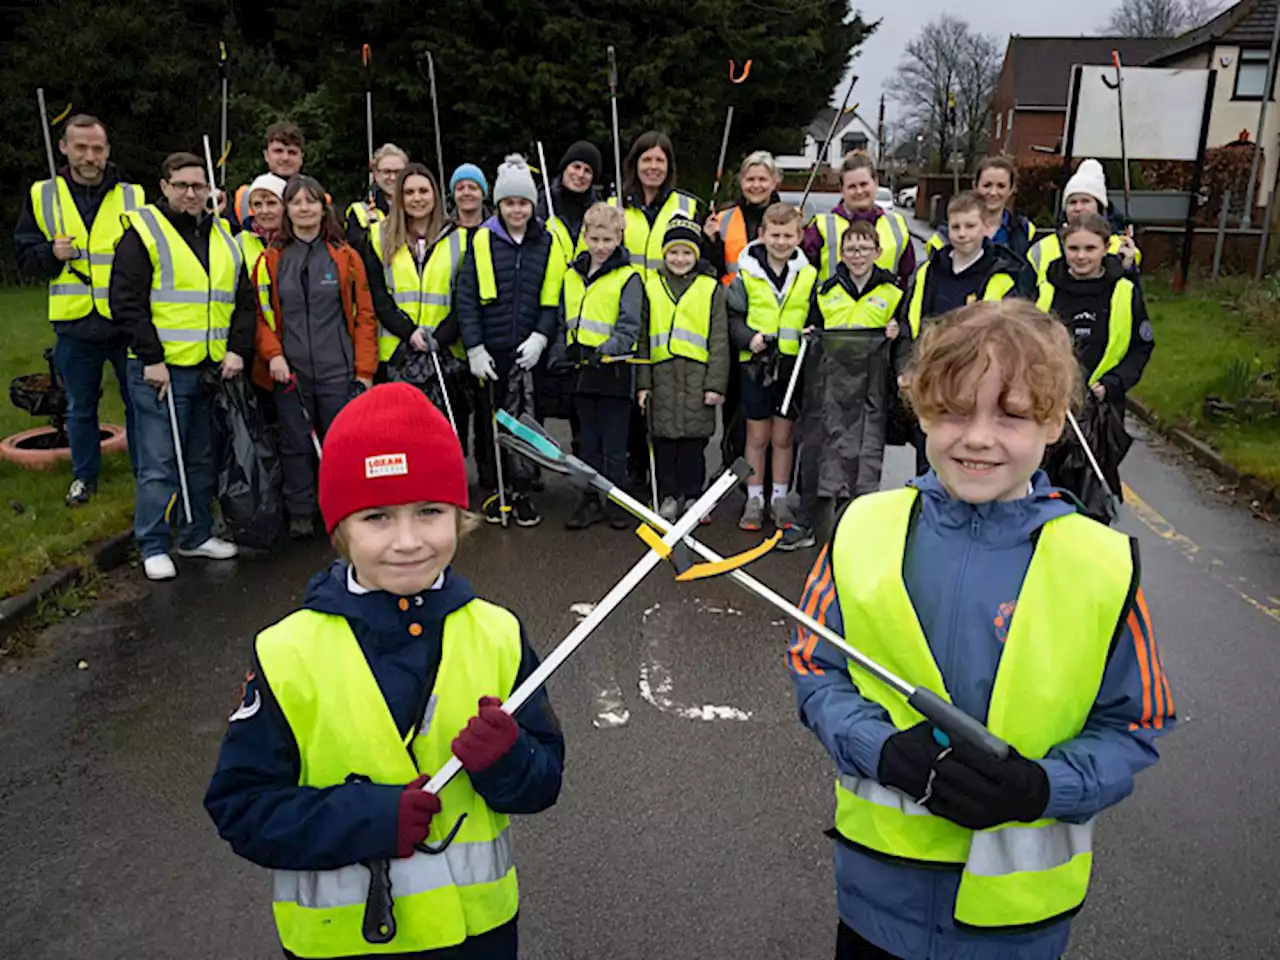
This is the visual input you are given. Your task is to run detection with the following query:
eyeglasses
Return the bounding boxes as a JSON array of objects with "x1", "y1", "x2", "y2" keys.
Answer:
[
  {"x1": 376, "y1": 167, "x2": 405, "y2": 177},
  {"x1": 167, "y1": 181, "x2": 210, "y2": 195}
]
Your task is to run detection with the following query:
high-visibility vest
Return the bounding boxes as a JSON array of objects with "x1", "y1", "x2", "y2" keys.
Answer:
[
  {"x1": 719, "y1": 205, "x2": 750, "y2": 286},
  {"x1": 645, "y1": 273, "x2": 715, "y2": 363},
  {"x1": 121, "y1": 205, "x2": 241, "y2": 366},
  {"x1": 1036, "y1": 277, "x2": 1136, "y2": 386},
  {"x1": 1027, "y1": 234, "x2": 1142, "y2": 286},
  {"x1": 905, "y1": 262, "x2": 1016, "y2": 339},
  {"x1": 346, "y1": 199, "x2": 386, "y2": 232},
  {"x1": 256, "y1": 600, "x2": 523, "y2": 957},
  {"x1": 830, "y1": 487, "x2": 1135, "y2": 930},
  {"x1": 610, "y1": 191, "x2": 699, "y2": 278},
  {"x1": 471, "y1": 228, "x2": 565, "y2": 314},
  {"x1": 371, "y1": 225, "x2": 468, "y2": 361},
  {"x1": 237, "y1": 232, "x2": 272, "y2": 341},
  {"x1": 563, "y1": 264, "x2": 639, "y2": 351},
  {"x1": 816, "y1": 279, "x2": 903, "y2": 330},
  {"x1": 813, "y1": 211, "x2": 909, "y2": 282},
  {"x1": 547, "y1": 216, "x2": 588, "y2": 264},
  {"x1": 30, "y1": 178, "x2": 144, "y2": 322},
  {"x1": 738, "y1": 265, "x2": 816, "y2": 361}
]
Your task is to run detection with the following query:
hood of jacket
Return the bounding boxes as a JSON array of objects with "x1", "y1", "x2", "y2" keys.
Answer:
[
  {"x1": 738, "y1": 240, "x2": 811, "y2": 301},
  {"x1": 301, "y1": 559, "x2": 476, "y2": 651},
  {"x1": 1045, "y1": 249, "x2": 1126, "y2": 290},
  {"x1": 482, "y1": 212, "x2": 547, "y2": 247}
]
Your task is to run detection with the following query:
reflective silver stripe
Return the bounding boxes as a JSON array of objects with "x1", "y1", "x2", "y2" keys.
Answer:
[
  {"x1": 671, "y1": 326, "x2": 708, "y2": 350},
  {"x1": 132, "y1": 207, "x2": 175, "y2": 291},
  {"x1": 89, "y1": 252, "x2": 114, "y2": 267},
  {"x1": 629, "y1": 251, "x2": 646, "y2": 267},
  {"x1": 157, "y1": 326, "x2": 229, "y2": 342},
  {"x1": 675, "y1": 194, "x2": 695, "y2": 217},
  {"x1": 779, "y1": 327, "x2": 801, "y2": 343},
  {"x1": 448, "y1": 229, "x2": 464, "y2": 272},
  {"x1": 839, "y1": 775, "x2": 934, "y2": 817},
  {"x1": 577, "y1": 317, "x2": 614, "y2": 336},
  {"x1": 210, "y1": 290, "x2": 236, "y2": 304},
  {"x1": 152, "y1": 291, "x2": 211, "y2": 305},
  {"x1": 122, "y1": 186, "x2": 141, "y2": 212},
  {"x1": 645, "y1": 257, "x2": 665, "y2": 273},
  {"x1": 823, "y1": 215, "x2": 839, "y2": 278},
  {"x1": 649, "y1": 331, "x2": 671, "y2": 352},
  {"x1": 884, "y1": 215, "x2": 907, "y2": 270},
  {"x1": 272, "y1": 831, "x2": 514, "y2": 909},
  {"x1": 966, "y1": 822, "x2": 1093, "y2": 877},
  {"x1": 50, "y1": 282, "x2": 91, "y2": 296},
  {"x1": 213, "y1": 218, "x2": 244, "y2": 282},
  {"x1": 93, "y1": 287, "x2": 110, "y2": 300},
  {"x1": 394, "y1": 291, "x2": 425, "y2": 306},
  {"x1": 40, "y1": 179, "x2": 60, "y2": 236},
  {"x1": 1028, "y1": 243, "x2": 1044, "y2": 273},
  {"x1": 423, "y1": 292, "x2": 450, "y2": 306}
]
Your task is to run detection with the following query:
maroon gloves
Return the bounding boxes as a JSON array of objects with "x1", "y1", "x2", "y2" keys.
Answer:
[
  {"x1": 396, "y1": 774, "x2": 443, "y2": 858},
  {"x1": 452, "y1": 696, "x2": 520, "y2": 773}
]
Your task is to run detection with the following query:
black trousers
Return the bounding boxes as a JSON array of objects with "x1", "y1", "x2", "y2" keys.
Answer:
[
  {"x1": 274, "y1": 377, "x2": 351, "y2": 520},
  {"x1": 836, "y1": 921, "x2": 902, "y2": 959},
  {"x1": 472, "y1": 375, "x2": 534, "y2": 495},
  {"x1": 653, "y1": 437, "x2": 707, "y2": 501},
  {"x1": 575, "y1": 393, "x2": 631, "y2": 489}
]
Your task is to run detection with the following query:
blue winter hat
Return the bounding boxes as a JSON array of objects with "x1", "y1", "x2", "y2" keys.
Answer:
[{"x1": 449, "y1": 163, "x2": 489, "y2": 199}]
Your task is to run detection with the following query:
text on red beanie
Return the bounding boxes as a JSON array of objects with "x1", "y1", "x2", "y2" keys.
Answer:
[{"x1": 319, "y1": 382, "x2": 468, "y2": 533}]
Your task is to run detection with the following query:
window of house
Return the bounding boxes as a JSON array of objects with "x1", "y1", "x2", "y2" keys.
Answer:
[{"x1": 1234, "y1": 49, "x2": 1274, "y2": 100}]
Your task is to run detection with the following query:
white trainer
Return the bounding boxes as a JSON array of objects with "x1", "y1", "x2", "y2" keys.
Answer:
[
  {"x1": 143, "y1": 554, "x2": 178, "y2": 581},
  {"x1": 177, "y1": 537, "x2": 239, "y2": 560}
]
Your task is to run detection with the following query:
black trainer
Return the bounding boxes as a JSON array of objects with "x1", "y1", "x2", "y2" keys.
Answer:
[
  {"x1": 605, "y1": 501, "x2": 632, "y2": 531},
  {"x1": 565, "y1": 493, "x2": 604, "y2": 530},
  {"x1": 776, "y1": 525, "x2": 817, "y2": 552},
  {"x1": 65, "y1": 478, "x2": 95, "y2": 507},
  {"x1": 512, "y1": 493, "x2": 542, "y2": 527}
]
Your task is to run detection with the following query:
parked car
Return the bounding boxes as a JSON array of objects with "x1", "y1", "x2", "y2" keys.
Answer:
[
  {"x1": 897, "y1": 186, "x2": 917, "y2": 208},
  {"x1": 876, "y1": 187, "x2": 894, "y2": 214}
]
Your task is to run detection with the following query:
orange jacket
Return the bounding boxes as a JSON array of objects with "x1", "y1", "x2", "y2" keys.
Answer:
[{"x1": 252, "y1": 240, "x2": 378, "y2": 390}]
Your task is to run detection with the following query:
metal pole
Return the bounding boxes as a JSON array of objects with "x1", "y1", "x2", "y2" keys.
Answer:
[
  {"x1": 219, "y1": 41, "x2": 229, "y2": 190},
  {"x1": 801, "y1": 76, "x2": 859, "y2": 212},
  {"x1": 780, "y1": 337, "x2": 808, "y2": 417},
  {"x1": 607, "y1": 46, "x2": 624, "y2": 205},
  {"x1": 1242, "y1": 0, "x2": 1280, "y2": 228},
  {"x1": 36, "y1": 88, "x2": 64, "y2": 235},
  {"x1": 1110, "y1": 52, "x2": 1134, "y2": 228},
  {"x1": 427, "y1": 52, "x2": 446, "y2": 198},
  {"x1": 166, "y1": 388, "x2": 194, "y2": 526},
  {"x1": 1212, "y1": 189, "x2": 1230, "y2": 282},
  {"x1": 429, "y1": 350, "x2": 458, "y2": 436},
  {"x1": 710, "y1": 106, "x2": 735, "y2": 214},
  {"x1": 1255, "y1": 183, "x2": 1277, "y2": 280},
  {"x1": 362, "y1": 44, "x2": 374, "y2": 196},
  {"x1": 536, "y1": 141, "x2": 563, "y2": 259},
  {"x1": 202, "y1": 135, "x2": 219, "y2": 214},
  {"x1": 489, "y1": 380, "x2": 508, "y2": 528}
]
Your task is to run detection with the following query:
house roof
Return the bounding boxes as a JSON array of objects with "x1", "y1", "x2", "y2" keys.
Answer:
[
  {"x1": 1148, "y1": 0, "x2": 1280, "y2": 63},
  {"x1": 1004, "y1": 36, "x2": 1171, "y2": 108}
]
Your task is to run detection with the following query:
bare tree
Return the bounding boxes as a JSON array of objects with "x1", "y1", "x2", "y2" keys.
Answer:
[
  {"x1": 887, "y1": 15, "x2": 1000, "y2": 172},
  {"x1": 1103, "y1": 0, "x2": 1223, "y2": 37}
]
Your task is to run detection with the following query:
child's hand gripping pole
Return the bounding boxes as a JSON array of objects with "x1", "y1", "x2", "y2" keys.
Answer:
[
  {"x1": 360, "y1": 460, "x2": 748, "y2": 944},
  {"x1": 780, "y1": 335, "x2": 808, "y2": 418},
  {"x1": 497, "y1": 411, "x2": 1011, "y2": 761}
]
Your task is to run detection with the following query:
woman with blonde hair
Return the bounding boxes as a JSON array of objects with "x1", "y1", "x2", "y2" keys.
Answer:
[{"x1": 703, "y1": 150, "x2": 783, "y2": 285}]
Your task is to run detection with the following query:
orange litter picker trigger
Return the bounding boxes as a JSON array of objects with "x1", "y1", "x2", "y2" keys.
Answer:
[{"x1": 729, "y1": 59, "x2": 753, "y2": 84}]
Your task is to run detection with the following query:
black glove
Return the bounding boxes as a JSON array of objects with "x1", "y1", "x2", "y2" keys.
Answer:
[
  {"x1": 877, "y1": 722, "x2": 949, "y2": 800},
  {"x1": 925, "y1": 741, "x2": 1050, "y2": 831}
]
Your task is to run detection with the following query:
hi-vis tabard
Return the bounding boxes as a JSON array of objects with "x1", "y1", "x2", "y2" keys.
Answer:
[
  {"x1": 813, "y1": 211, "x2": 909, "y2": 282},
  {"x1": 718, "y1": 205, "x2": 750, "y2": 286},
  {"x1": 1027, "y1": 233, "x2": 1142, "y2": 286},
  {"x1": 471, "y1": 228, "x2": 565, "y2": 315},
  {"x1": 905, "y1": 262, "x2": 1015, "y2": 338},
  {"x1": 347, "y1": 199, "x2": 386, "y2": 232},
  {"x1": 547, "y1": 216, "x2": 588, "y2": 264},
  {"x1": 830, "y1": 487, "x2": 1136, "y2": 930},
  {"x1": 563, "y1": 265, "x2": 639, "y2": 350},
  {"x1": 611, "y1": 191, "x2": 698, "y2": 278},
  {"x1": 30, "y1": 178, "x2": 144, "y2": 321},
  {"x1": 371, "y1": 224, "x2": 468, "y2": 361},
  {"x1": 816, "y1": 279, "x2": 903, "y2": 330},
  {"x1": 739, "y1": 266, "x2": 816, "y2": 361},
  {"x1": 122, "y1": 205, "x2": 241, "y2": 366},
  {"x1": 646, "y1": 273, "x2": 715, "y2": 363},
  {"x1": 1036, "y1": 278, "x2": 1136, "y2": 386},
  {"x1": 255, "y1": 599, "x2": 524, "y2": 958}
]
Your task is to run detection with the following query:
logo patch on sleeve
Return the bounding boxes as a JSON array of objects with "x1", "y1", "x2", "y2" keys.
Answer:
[{"x1": 365, "y1": 453, "x2": 409, "y2": 478}]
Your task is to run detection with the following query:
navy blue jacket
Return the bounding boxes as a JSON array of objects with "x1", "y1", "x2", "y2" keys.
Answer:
[
  {"x1": 456, "y1": 214, "x2": 559, "y2": 357},
  {"x1": 204, "y1": 562, "x2": 564, "y2": 872}
]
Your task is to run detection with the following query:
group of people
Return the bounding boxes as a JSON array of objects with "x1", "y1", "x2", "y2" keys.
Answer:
[{"x1": 19, "y1": 109, "x2": 1174, "y2": 960}]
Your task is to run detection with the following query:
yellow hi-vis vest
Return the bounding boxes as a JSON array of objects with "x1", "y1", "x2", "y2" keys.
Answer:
[
  {"x1": 547, "y1": 216, "x2": 588, "y2": 264},
  {"x1": 471, "y1": 228, "x2": 565, "y2": 314},
  {"x1": 1036, "y1": 278, "x2": 1136, "y2": 386},
  {"x1": 738, "y1": 265, "x2": 816, "y2": 361},
  {"x1": 346, "y1": 199, "x2": 386, "y2": 232},
  {"x1": 816, "y1": 278, "x2": 904, "y2": 330},
  {"x1": 563, "y1": 264, "x2": 639, "y2": 350},
  {"x1": 905, "y1": 262, "x2": 1016, "y2": 339},
  {"x1": 1027, "y1": 234, "x2": 1142, "y2": 286},
  {"x1": 256, "y1": 600, "x2": 523, "y2": 958},
  {"x1": 371, "y1": 225, "x2": 469, "y2": 361},
  {"x1": 122, "y1": 206, "x2": 241, "y2": 366},
  {"x1": 813, "y1": 211, "x2": 909, "y2": 282},
  {"x1": 645, "y1": 273, "x2": 715, "y2": 363},
  {"x1": 30, "y1": 178, "x2": 144, "y2": 321},
  {"x1": 611, "y1": 191, "x2": 699, "y2": 278},
  {"x1": 830, "y1": 487, "x2": 1135, "y2": 930}
]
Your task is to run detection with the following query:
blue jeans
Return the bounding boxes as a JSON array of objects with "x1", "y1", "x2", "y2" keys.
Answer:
[
  {"x1": 53, "y1": 332, "x2": 137, "y2": 481},
  {"x1": 127, "y1": 359, "x2": 216, "y2": 558}
]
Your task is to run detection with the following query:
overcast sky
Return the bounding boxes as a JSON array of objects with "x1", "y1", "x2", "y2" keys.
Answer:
[{"x1": 848, "y1": 0, "x2": 1129, "y2": 124}]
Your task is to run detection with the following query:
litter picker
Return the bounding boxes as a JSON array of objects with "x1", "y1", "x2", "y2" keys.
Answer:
[
  {"x1": 486, "y1": 380, "x2": 510, "y2": 527},
  {"x1": 536, "y1": 140, "x2": 566, "y2": 261},
  {"x1": 36, "y1": 88, "x2": 63, "y2": 235},
  {"x1": 360, "y1": 461, "x2": 747, "y2": 943},
  {"x1": 498, "y1": 411, "x2": 1012, "y2": 761},
  {"x1": 202, "y1": 135, "x2": 220, "y2": 214},
  {"x1": 1102, "y1": 52, "x2": 1133, "y2": 236},
  {"x1": 288, "y1": 375, "x2": 323, "y2": 459},
  {"x1": 709, "y1": 59, "x2": 754, "y2": 214},
  {"x1": 165, "y1": 387, "x2": 194, "y2": 526},
  {"x1": 218, "y1": 41, "x2": 229, "y2": 189},
  {"x1": 780, "y1": 335, "x2": 807, "y2": 418},
  {"x1": 644, "y1": 397, "x2": 659, "y2": 512},
  {"x1": 800, "y1": 75, "x2": 858, "y2": 214},
  {"x1": 363, "y1": 44, "x2": 375, "y2": 196},
  {"x1": 427, "y1": 345, "x2": 458, "y2": 436},
  {"x1": 426, "y1": 51, "x2": 446, "y2": 198},
  {"x1": 607, "y1": 46, "x2": 624, "y2": 205}
]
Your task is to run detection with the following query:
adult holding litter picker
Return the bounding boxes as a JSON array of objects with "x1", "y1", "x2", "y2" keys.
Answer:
[
  {"x1": 110, "y1": 151, "x2": 252, "y2": 580},
  {"x1": 15, "y1": 106, "x2": 144, "y2": 506}
]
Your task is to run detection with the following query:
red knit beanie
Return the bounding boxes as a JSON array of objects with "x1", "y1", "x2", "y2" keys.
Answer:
[{"x1": 319, "y1": 383, "x2": 467, "y2": 533}]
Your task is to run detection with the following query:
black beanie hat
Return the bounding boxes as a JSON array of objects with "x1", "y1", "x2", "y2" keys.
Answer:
[
  {"x1": 662, "y1": 217, "x2": 702, "y2": 255},
  {"x1": 559, "y1": 140, "x2": 603, "y2": 179}
]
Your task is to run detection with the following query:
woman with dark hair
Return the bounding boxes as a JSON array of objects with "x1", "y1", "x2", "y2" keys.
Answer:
[
  {"x1": 613, "y1": 131, "x2": 702, "y2": 281},
  {"x1": 253, "y1": 175, "x2": 378, "y2": 538}
]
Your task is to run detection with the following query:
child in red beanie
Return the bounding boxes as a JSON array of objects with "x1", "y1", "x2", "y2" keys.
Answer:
[{"x1": 205, "y1": 382, "x2": 564, "y2": 960}]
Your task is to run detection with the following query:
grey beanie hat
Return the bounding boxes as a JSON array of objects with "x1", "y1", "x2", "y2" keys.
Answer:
[{"x1": 492, "y1": 153, "x2": 537, "y2": 205}]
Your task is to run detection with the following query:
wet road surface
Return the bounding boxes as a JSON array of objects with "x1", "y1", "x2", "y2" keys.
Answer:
[{"x1": 2, "y1": 420, "x2": 1279, "y2": 959}]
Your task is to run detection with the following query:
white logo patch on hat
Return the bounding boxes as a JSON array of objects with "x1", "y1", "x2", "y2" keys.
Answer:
[{"x1": 365, "y1": 453, "x2": 409, "y2": 478}]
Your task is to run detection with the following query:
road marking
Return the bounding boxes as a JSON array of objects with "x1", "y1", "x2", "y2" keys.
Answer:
[
  {"x1": 572, "y1": 601, "x2": 632, "y2": 729},
  {"x1": 1123, "y1": 483, "x2": 1280, "y2": 624},
  {"x1": 637, "y1": 598, "x2": 754, "y2": 723}
]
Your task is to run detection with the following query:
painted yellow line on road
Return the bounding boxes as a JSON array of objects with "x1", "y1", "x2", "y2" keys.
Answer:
[{"x1": 1123, "y1": 482, "x2": 1280, "y2": 624}]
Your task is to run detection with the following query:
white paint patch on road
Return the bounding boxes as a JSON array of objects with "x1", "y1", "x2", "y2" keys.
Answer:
[
  {"x1": 636, "y1": 598, "x2": 754, "y2": 723},
  {"x1": 571, "y1": 601, "x2": 632, "y2": 728},
  {"x1": 569, "y1": 602, "x2": 597, "y2": 620}
]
